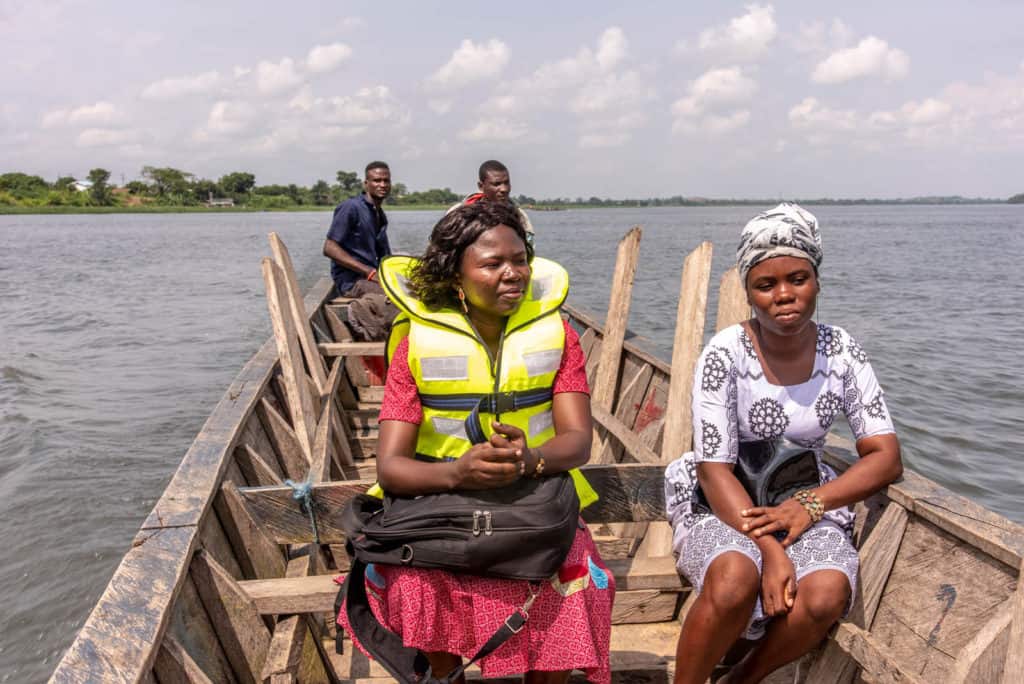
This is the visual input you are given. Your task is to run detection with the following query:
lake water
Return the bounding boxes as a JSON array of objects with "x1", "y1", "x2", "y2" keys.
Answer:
[{"x1": 1, "y1": 206, "x2": 1022, "y2": 680}]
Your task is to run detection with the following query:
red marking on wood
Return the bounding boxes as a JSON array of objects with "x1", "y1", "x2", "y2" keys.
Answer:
[{"x1": 633, "y1": 395, "x2": 664, "y2": 432}]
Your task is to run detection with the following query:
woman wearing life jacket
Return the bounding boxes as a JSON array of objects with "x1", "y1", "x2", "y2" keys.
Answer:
[
  {"x1": 665, "y1": 203, "x2": 902, "y2": 683},
  {"x1": 340, "y1": 201, "x2": 614, "y2": 683}
]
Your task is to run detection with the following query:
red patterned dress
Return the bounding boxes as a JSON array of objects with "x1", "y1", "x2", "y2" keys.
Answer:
[{"x1": 337, "y1": 321, "x2": 615, "y2": 682}]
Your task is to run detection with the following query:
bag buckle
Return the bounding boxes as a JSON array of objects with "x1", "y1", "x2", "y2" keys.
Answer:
[{"x1": 505, "y1": 582, "x2": 542, "y2": 633}]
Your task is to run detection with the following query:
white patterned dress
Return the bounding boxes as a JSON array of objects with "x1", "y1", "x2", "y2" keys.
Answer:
[{"x1": 665, "y1": 323, "x2": 895, "y2": 638}]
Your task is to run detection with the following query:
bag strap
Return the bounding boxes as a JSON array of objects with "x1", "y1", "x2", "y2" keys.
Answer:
[{"x1": 340, "y1": 558, "x2": 540, "y2": 683}]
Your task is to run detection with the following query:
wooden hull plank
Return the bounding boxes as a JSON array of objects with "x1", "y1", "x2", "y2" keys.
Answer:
[
  {"x1": 48, "y1": 526, "x2": 197, "y2": 684},
  {"x1": 1000, "y1": 560, "x2": 1024, "y2": 684},
  {"x1": 154, "y1": 634, "x2": 215, "y2": 684},
  {"x1": 824, "y1": 436, "x2": 1024, "y2": 567},
  {"x1": 166, "y1": 573, "x2": 239, "y2": 684},
  {"x1": 190, "y1": 550, "x2": 271, "y2": 684}
]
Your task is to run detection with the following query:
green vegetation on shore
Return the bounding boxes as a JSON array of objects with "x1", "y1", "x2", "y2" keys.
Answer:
[{"x1": 1, "y1": 167, "x2": 1018, "y2": 215}]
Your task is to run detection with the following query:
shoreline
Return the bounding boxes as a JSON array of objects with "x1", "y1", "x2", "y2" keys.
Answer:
[{"x1": 0, "y1": 199, "x2": 1013, "y2": 215}]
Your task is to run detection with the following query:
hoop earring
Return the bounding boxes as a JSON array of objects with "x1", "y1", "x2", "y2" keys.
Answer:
[{"x1": 457, "y1": 286, "x2": 468, "y2": 313}]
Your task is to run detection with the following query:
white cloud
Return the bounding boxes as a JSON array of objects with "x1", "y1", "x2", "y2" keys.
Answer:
[
  {"x1": 459, "y1": 118, "x2": 529, "y2": 141},
  {"x1": 679, "y1": 4, "x2": 777, "y2": 62},
  {"x1": 256, "y1": 57, "x2": 303, "y2": 95},
  {"x1": 305, "y1": 43, "x2": 352, "y2": 74},
  {"x1": 141, "y1": 70, "x2": 220, "y2": 100},
  {"x1": 200, "y1": 100, "x2": 258, "y2": 137},
  {"x1": 76, "y1": 127, "x2": 138, "y2": 148},
  {"x1": 288, "y1": 86, "x2": 314, "y2": 112},
  {"x1": 43, "y1": 101, "x2": 123, "y2": 128},
  {"x1": 306, "y1": 86, "x2": 409, "y2": 127},
  {"x1": 427, "y1": 38, "x2": 509, "y2": 90},
  {"x1": 233, "y1": 65, "x2": 252, "y2": 79},
  {"x1": 479, "y1": 95, "x2": 519, "y2": 113},
  {"x1": 900, "y1": 98, "x2": 952, "y2": 125},
  {"x1": 812, "y1": 36, "x2": 909, "y2": 84},
  {"x1": 569, "y1": 71, "x2": 653, "y2": 115},
  {"x1": 672, "y1": 67, "x2": 756, "y2": 133},
  {"x1": 595, "y1": 27, "x2": 627, "y2": 70},
  {"x1": 789, "y1": 97, "x2": 858, "y2": 133}
]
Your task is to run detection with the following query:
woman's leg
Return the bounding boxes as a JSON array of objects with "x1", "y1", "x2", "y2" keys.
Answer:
[
  {"x1": 673, "y1": 551, "x2": 761, "y2": 684},
  {"x1": 720, "y1": 569, "x2": 849, "y2": 684},
  {"x1": 425, "y1": 651, "x2": 465, "y2": 684},
  {"x1": 524, "y1": 670, "x2": 571, "y2": 684}
]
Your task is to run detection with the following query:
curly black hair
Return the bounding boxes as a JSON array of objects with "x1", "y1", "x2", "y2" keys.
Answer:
[{"x1": 409, "y1": 201, "x2": 534, "y2": 310}]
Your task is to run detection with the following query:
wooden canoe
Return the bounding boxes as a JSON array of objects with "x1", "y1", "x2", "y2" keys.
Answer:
[{"x1": 49, "y1": 231, "x2": 1024, "y2": 684}]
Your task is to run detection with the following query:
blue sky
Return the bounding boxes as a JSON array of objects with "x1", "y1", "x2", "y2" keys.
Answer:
[{"x1": 2, "y1": 1, "x2": 1023, "y2": 198}]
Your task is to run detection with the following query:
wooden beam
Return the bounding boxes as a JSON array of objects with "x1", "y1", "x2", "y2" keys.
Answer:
[
  {"x1": 216, "y1": 479, "x2": 286, "y2": 580},
  {"x1": 240, "y1": 555, "x2": 681, "y2": 615},
  {"x1": 262, "y1": 258, "x2": 317, "y2": 460},
  {"x1": 1001, "y1": 560, "x2": 1024, "y2": 684},
  {"x1": 832, "y1": 623, "x2": 926, "y2": 684},
  {"x1": 823, "y1": 435, "x2": 1024, "y2": 567},
  {"x1": 190, "y1": 550, "x2": 271, "y2": 684},
  {"x1": 591, "y1": 227, "x2": 642, "y2": 463},
  {"x1": 715, "y1": 266, "x2": 748, "y2": 332},
  {"x1": 598, "y1": 360, "x2": 653, "y2": 464},
  {"x1": 592, "y1": 404, "x2": 661, "y2": 465},
  {"x1": 236, "y1": 464, "x2": 667, "y2": 545},
  {"x1": 256, "y1": 397, "x2": 310, "y2": 482},
  {"x1": 317, "y1": 342, "x2": 386, "y2": 357},
  {"x1": 269, "y1": 232, "x2": 329, "y2": 395},
  {"x1": 235, "y1": 444, "x2": 283, "y2": 487},
  {"x1": 661, "y1": 241, "x2": 713, "y2": 462}
]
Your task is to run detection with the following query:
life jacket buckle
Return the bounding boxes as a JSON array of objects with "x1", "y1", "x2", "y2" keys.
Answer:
[{"x1": 492, "y1": 391, "x2": 517, "y2": 414}]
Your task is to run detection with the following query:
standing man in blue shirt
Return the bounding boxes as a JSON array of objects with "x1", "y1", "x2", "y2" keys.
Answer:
[{"x1": 323, "y1": 161, "x2": 396, "y2": 340}]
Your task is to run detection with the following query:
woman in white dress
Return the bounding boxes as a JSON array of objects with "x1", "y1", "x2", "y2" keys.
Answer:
[{"x1": 666, "y1": 203, "x2": 903, "y2": 684}]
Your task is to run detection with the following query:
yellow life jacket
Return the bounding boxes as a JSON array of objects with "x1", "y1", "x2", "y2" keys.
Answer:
[{"x1": 373, "y1": 254, "x2": 597, "y2": 508}]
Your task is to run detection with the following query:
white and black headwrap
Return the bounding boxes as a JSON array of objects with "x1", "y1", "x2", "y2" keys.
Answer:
[{"x1": 736, "y1": 202, "x2": 822, "y2": 285}]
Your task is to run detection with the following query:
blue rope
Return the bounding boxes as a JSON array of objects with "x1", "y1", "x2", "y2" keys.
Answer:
[{"x1": 285, "y1": 477, "x2": 320, "y2": 544}]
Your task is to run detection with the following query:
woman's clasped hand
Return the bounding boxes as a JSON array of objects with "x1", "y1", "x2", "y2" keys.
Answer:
[{"x1": 454, "y1": 422, "x2": 530, "y2": 489}]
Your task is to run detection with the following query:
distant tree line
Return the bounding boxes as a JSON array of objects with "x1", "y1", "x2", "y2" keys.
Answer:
[
  {"x1": 0, "y1": 167, "x2": 464, "y2": 209},
  {"x1": 1, "y1": 167, "x2": 1017, "y2": 209}
]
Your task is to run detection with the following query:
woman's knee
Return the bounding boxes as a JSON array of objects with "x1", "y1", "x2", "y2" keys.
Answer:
[
  {"x1": 797, "y1": 571, "x2": 850, "y2": 625},
  {"x1": 702, "y1": 552, "x2": 760, "y2": 615}
]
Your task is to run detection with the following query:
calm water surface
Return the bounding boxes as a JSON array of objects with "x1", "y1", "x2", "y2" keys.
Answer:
[{"x1": 1, "y1": 206, "x2": 1022, "y2": 680}]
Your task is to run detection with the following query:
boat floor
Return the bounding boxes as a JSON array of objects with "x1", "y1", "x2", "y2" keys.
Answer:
[{"x1": 325, "y1": 620, "x2": 797, "y2": 683}]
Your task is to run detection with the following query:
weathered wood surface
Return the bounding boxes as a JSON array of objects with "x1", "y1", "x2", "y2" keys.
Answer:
[
  {"x1": 153, "y1": 634, "x2": 215, "y2": 684},
  {"x1": 714, "y1": 266, "x2": 747, "y2": 332},
  {"x1": 833, "y1": 623, "x2": 926, "y2": 684},
  {"x1": 599, "y1": 359, "x2": 653, "y2": 464},
  {"x1": 166, "y1": 573, "x2": 239, "y2": 684},
  {"x1": 262, "y1": 258, "x2": 317, "y2": 461},
  {"x1": 269, "y1": 233, "x2": 329, "y2": 393},
  {"x1": 947, "y1": 594, "x2": 1013, "y2": 684},
  {"x1": 217, "y1": 476, "x2": 287, "y2": 580},
  {"x1": 190, "y1": 550, "x2": 271, "y2": 684},
  {"x1": 49, "y1": 527, "x2": 197, "y2": 683},
  {"x1": 257, "y1": 397, "x2": 310, "y2": 482},
  {"x1": 1001, "y1": 560, "x2": 1024, "y2": 684},
  {"x1": 237, "y1": 464, "x2": 666, "y2": 545},
  {"x1": 592, "y1": 404, "x2": 661, "y2": 465},
  {"x1": 660, "y1": 241, "x2": 712, "y2": 463},
  {"x1": 804, "y1": 503, "x2": 909, "y2": 683},
  {"x1": 591, "y1": 227, "x2": 642, "y2": 463},
  {"x1": 240, "y1": 555, "x2": 682, "y2": 615},
  {"x1": 563, "y1": 304, "x2": 671, "y2": 376},
  {"x1": 317, "y1": 341, "x2": 387, "y2": 357},
  {"x1": 824, "y1": 435, "x2": 1024, "y2": 567}
]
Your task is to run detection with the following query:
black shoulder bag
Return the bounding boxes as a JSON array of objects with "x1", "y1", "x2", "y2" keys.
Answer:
[
  {"x1": 336, "y1": 473, "x2": 580, "y2": 683},
  {"x1": 693, "y1": 438, "x2": 821, "y2": 513}
]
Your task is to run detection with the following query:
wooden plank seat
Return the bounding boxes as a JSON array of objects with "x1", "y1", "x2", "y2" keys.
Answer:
[
  {"x1": 237, "y1": 555, "x2": 683, "y2": 615},
  {"x1": 317, "y1": 341, "x2": 387, "y2": 357}
]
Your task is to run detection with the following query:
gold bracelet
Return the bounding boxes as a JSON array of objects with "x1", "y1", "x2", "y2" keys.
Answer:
[
  {"x1": 531, "y1": 449, "x2": 546, "y2": 479},
  {"x1": 793, "y1": 489, "x2": 825, "y2": 524}
]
